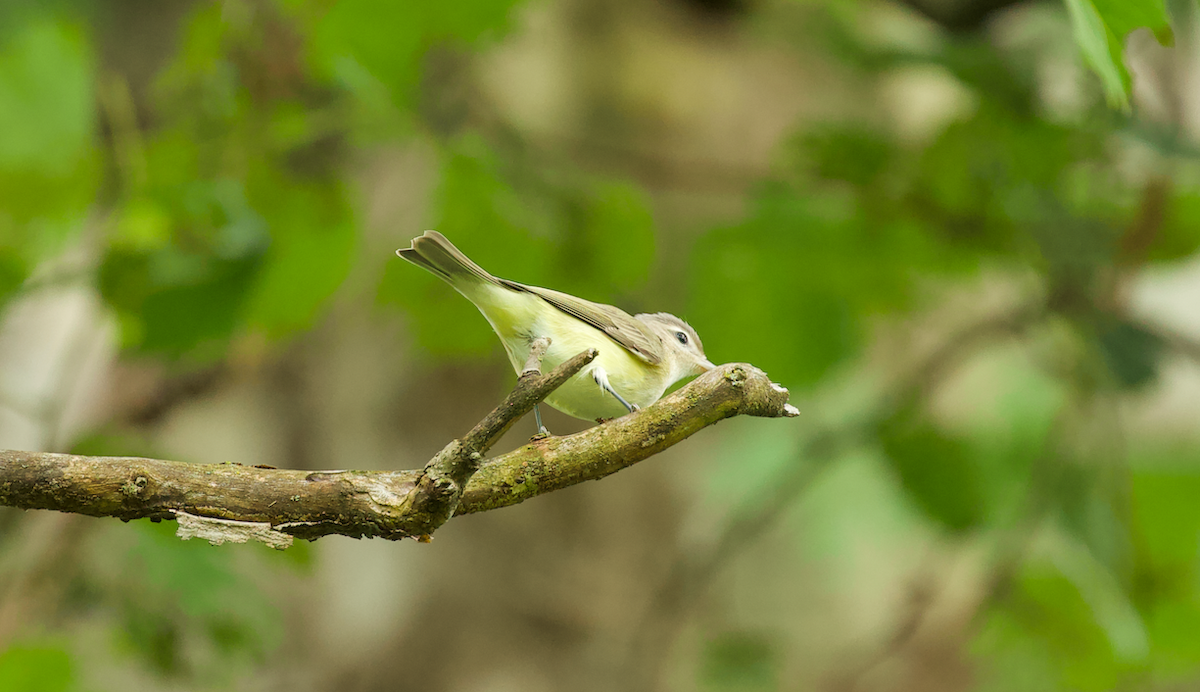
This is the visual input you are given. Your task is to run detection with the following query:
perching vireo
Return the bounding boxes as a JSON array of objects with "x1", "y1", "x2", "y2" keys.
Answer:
[{"x1": 396, "y1": 231, "x2": 714, "y2": 428}]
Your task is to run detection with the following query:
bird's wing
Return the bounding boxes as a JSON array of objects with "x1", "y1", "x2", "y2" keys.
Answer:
[{"x1": 501, "y1": 280, "x2": 662, "y2": 365}]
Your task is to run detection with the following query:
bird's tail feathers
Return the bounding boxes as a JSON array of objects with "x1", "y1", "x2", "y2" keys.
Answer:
[{"x1": 396, "y1": 231, "x2": 499, "y2": 288}]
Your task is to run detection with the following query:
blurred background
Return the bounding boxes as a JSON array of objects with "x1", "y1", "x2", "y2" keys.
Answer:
[{"x1": 2, "y1": 0, "x2": 1200, "y2": 690}]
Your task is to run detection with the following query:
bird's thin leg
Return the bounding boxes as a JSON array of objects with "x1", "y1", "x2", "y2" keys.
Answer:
[
  {"x1": 608, "y1": 388, "x2": 638, "y2": 414},
  {"x1": 533, "y1": 403, "x2": 550, "y2": 436},
  {"x1": 592, "y1": 367, "x2": 639, "y2": 414}
]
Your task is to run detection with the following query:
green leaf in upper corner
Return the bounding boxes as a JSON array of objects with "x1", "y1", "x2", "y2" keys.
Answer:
[
  {"x1": 0, "y1": 644, "x2": 73, "y2": 692},
  {"x1": 1064, "y1": 0, "x2": 1131, "y2": 111},
  {"x1": 1090, "y1": 0, "x2": 1173, "y2": 46},
  {"x1": 1063, "y1": 0, "x2": 1174, "y2": 111},
  {"x1": 878, "y1": 405, "x2": 985, "y2": 533}
]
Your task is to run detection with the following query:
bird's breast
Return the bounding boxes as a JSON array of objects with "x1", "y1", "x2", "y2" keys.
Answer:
[{"x1": 497, "y1": 312, "x2": 666, "y2": 421}]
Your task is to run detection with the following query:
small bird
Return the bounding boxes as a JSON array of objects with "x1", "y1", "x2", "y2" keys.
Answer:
[{"x1": 396, "y1": 231, "x2": 714, "y2": 430}]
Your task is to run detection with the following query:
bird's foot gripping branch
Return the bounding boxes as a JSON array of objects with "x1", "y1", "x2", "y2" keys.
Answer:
[{"x1": 0, "y1": 352, "x2": 798, "y2": 549}]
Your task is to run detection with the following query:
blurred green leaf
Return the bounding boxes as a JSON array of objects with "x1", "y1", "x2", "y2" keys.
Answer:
[
  {"x1": 1063, "y1": 0, "x2": 1136, "y2": 110},
  {"x1": 690, "y1": 190, "x2": 858, "y2": 389},
  {"x1": 1053, "y1": 543, "x2": 1151, "y2": 670},
  {"x1": 303, "y1": 0, "x2": 520, "y2": 111},
  {"x1": 136, "y1": 262, "x2": 260, "y2": 358},
  {"x1": 167, "y1": 1, "x2": 228, "y2": 79},
  {"x1": 120, "y1": 603, "x2": 182, "y2": 677},
  {"x1": 993, "y1": 563, "x2": 1125, "y2": 689},
  {"x1": 958, "y1": 347, "x2": 1066, "y2": 529},
  {"x1": 980, "y1": 547, "x2": 1147, "y2": 692},
  {"x1": 0, "y1": 249, "x2": 27, "y2": 309},
  {"x1": 1148, "y1": 192, "x2": 1200, "y2": 263},
  {"x1": 936, "y1": 39, "x2": 1038, "y2": 118},
  {"x1": 113, "y1": 198, "x2": 174, "y2": 251},
  {"x1": 0, "y1": 644, "x2": 73, "y2": 692},
  {"x1": 1093, "y1": 318, "x2": 1164, "y2": 389},
  {"x1": 706, "y1": 421, "x2": 800, "y2": 504},
  {"x1": 878, "y1": 406, "x2": 985, "y2": 532},
  {"x1": 972, "y1": 607, "x2": 1059, "y2": 692},
  {"x1": 307, "y1": 0, "x2": 424, "y2": 109},
  {"x1": 98, "y1": 246, "x2": 264, "y2": 359},
  {"x1": 1090, "y1": 0, "x2": 1173, "y2": 46},
  {"x1": 69, "y1": 430, "x2": 158, "y2": 459},
  {"x1": 261, "y1": 532, "x2": 314, "y2": 570},
  {"x1": 1131, "y1": 464, "x2": 1200, "y2": 578},
  {"x1": 0, "y1": 17, "x2": 93, "y2": 171},
  {"x1": 692, "y1": 167, "x2": 997, "y2": 388},
  {"x1": 700, "y1": 631, "x2": 778, "y2": 692},
  {"x1": 131, "y1": 520, "x2": 240, "y2": 621},
  {"x1": 118, "y1": 520, "x2": 281, "y2": 675},
  {"x1": 1032, "y1": 218, "x2": 1121, "y2": 298},
  {"x1": 431, "y1": 140, "x2": 556, "y2": 281},
  {"x1": 916, "y1": 105, "x2": 1103, "y2": 256},
  {"x1": 245, "y1": 220, "x2": 356, "y2": 338},
  {"x1": 1055, "y1": 464, "x2": 1132, "y2": 578},
  {"x1": 0, "y1": 13, "x2": 97, "y2": 267},
  {"x1": 243, "y1": 168, "x2": 357, "y2": 338},
  {"x1": 798, "y1": 126, "x2": 894, "y2": 189},
  {"x1": 99, "y1": 177, "x2": 272, "y2": 357},
  {"x1": 1145, "y1": 597, "x2": 1200, "y2": 677},
  {"x1": 573, "y1": 181, "x2": 656, "y2": 295}
]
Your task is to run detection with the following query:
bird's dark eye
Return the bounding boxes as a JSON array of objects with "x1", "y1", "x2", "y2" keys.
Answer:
[{"x1": 675, "y1": 331, "x2": 688, "y2": 345}]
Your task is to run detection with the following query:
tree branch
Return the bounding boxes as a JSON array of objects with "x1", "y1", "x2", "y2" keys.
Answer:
[
  {"x1": 399, "y1": 339, "x2": 591, "y2": 536},
  {"x1": 459, "y1": 364, "x2": 797, "y2": 514},
  {"x1": 0, "y1": 362, "x2": 796, "y2": 547}
]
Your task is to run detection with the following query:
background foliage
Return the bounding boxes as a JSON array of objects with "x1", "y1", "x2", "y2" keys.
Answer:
[{"x1": 2, "y1": 0, "x2": 1200, "y2": 690}]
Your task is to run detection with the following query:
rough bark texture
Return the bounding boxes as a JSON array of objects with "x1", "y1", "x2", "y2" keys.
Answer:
[{"x1": 0, "y1": 362, "x2": 797, "y2": 546}]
